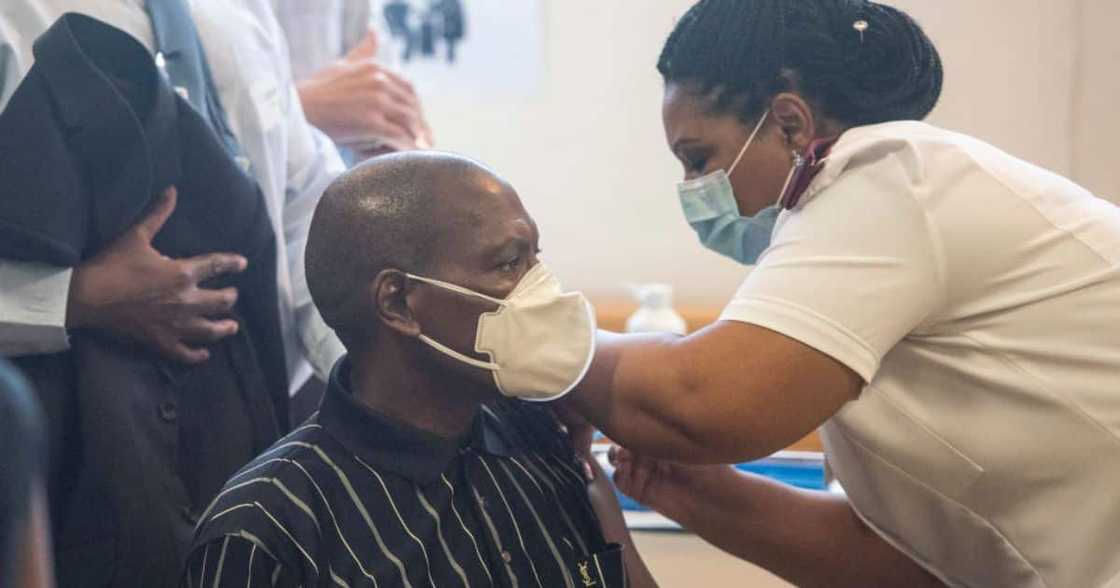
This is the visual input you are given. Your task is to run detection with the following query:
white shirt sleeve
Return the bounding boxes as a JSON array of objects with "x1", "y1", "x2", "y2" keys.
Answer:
[
  {"x1": 0, "y1": 24, "x2": 18, "y2": 110},
  {"x1": 0, "y1": 262, "x2": 72, "y2": 356},
  {"x1": 720, "y1": 157, "x2": 948, "y2": 382},
  {"x1": 281, "y1": 80, "x2": 347, "y2": 380},
  {"x1": 0, "y1": 25, "x2": 70, "y2": 355},
  {"x1": 341, "y1": 0, "x2": 372, "y2": 55}
]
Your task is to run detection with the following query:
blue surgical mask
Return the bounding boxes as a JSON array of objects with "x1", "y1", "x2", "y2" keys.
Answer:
[{"x1": 677, "y1": 110, "x2": 799, "y2": 265}]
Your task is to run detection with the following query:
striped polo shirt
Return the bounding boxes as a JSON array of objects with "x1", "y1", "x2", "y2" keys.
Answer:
[{"x1": 183, "y1": 357, "x2": 626, "y2": 587}]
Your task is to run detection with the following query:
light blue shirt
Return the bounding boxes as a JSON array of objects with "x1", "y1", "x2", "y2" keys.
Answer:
[{"x1": 0, "y1": 0, "x2": 346, "y2": 391}]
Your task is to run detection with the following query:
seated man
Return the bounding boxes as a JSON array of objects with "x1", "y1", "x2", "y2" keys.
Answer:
[{"x1": 184, "y1": 152, "x2": 657, "y2": 587}]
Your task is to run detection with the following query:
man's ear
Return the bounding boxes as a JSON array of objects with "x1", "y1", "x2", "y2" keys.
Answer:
[
  {"x1": 372, "y1": 269, "x2": 421, "y2": 337},
  {"x1": 770, "y1": 92, "x2": 817, "y2": 152}
]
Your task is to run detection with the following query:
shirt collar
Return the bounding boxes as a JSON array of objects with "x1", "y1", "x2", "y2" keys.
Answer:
[
  {"x1": 319, "y1": 356, "x2": 516, "y2": 485},
  {"x1": 780, "y1": 137, "x2": 838, "y2": 210},
  {"x1": 786, "y1": 121, "x2": 934, "y2": 209}
]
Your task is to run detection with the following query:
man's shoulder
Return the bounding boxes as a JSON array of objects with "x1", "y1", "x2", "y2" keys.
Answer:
[
  {"x1": 485, "y1": 399, "x2": 578, "y2": 458},
  {"x1": 233, "y1": 419, "x2": 334, "y2": 479},
  {"x1": 191, "y1": 420, "x2": 333, "y2": 555}
]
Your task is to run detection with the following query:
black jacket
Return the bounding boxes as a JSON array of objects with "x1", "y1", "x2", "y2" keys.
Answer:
[{"x1": 0, "y1": 14, "x2": 288, "y2": 587}]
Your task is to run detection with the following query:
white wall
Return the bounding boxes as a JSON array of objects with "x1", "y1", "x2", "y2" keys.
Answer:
[
  {"x1": 1073, "y1": 0, "x2": 1120, "y2": 202},
  {"x1": 894, "y1": 0, "x2": 1079, "y2": 176},
  {"x1": 418, "y1": 0, "x2": 1117, "y2": 308}
]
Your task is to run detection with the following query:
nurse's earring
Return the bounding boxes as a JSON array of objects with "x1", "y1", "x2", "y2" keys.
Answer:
[{"x1": 776, "y1": 150, "x2": 806, "y2": 206}]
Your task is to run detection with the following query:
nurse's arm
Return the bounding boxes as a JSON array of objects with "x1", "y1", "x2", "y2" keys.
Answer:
[
  {"x1": 565, "y1": 322, "x2": 863, "y2": 464},
  {"x1": 612, "y1": 452, "x2": 943, "y2": 588}
]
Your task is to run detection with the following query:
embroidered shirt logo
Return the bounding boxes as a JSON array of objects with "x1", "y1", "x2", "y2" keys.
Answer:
[{"x1": 577, "y1": 560, "x2": 598, "y2": 587}]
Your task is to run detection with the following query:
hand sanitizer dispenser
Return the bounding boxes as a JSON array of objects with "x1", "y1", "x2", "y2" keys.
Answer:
[{"x1": 625, "y1": 284, "x2": 687, "y2": 335}]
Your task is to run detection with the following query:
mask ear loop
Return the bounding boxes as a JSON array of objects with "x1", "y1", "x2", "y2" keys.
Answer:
[
  {"x1": 406, "y1": 273, "x2": 507, "y2": 306},
  {"x1": 417, "y1": 334, "x2": 500, "y2": 371},
  {"x1": 727, "y1": 109, "x2": 771, "y2": 175},
  {"x1": 406, "y1": 273, "x2": 505, "y2": 370}
]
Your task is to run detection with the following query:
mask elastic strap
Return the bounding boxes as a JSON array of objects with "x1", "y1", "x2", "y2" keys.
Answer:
[
  {"x1": 407, "y1": 273, "x2": 507, "y2": 306},
  {"x1": 418, "y1": 334, "x2": 500, "y2": 371},
  {"x1": 728, "y1": 109, "x2": 771, "y2": 175}
]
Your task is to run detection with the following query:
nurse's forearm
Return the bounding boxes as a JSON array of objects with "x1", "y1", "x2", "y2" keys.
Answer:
[{"x1": 665, "y1": 468, "x2": 944, "y2": 588}]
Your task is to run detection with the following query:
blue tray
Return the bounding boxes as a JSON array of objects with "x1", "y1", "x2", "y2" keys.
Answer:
[{"x1": 613, "y1": 454, "x2": 826, "y2": 513}]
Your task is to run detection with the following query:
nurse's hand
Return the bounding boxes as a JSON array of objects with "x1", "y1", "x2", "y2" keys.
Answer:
[
  {"x1": 608, "y1": 444, "x2": 733, "y2": 522},
  {"x1": 553, "y1": 403, "x2": 595, "y2": 453},
  {"x1": 610, "y1": 445, "x2": 947, "y2": 588}
]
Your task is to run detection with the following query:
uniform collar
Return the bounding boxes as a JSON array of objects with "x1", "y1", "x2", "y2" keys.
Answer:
[
  {"x1": 783, "y1": 121, "x2": 934, "y2": 210},
  {"x1": 32, "y1": 13, "x2": 183, "y2": 244},
  {"x1": 780, "y1": 137, "x2": 838, "y2": 210},
  {"x1": 319, "y1": 357, "x2": 516, "y2": 485}
]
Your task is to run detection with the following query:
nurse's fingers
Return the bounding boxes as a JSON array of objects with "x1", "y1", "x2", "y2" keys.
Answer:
[
  {"x1": 607, "y1": 444, "x2": 624, "y2": 466},
  {"x1": 627, "y1": 455, "x2": 659, "y2": 500},
  {"x1": 610, "y1": 447, "x2": 635, "y2": 492},
  {"x1": 608, "y1": 446, "x2": 639, "y2": 491},
  {"x1": 612, "y1": 451, "x2": 658, "y2": 502}
]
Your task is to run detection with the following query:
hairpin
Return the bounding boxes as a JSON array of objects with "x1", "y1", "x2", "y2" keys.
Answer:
[{"x1": 853, "y1": 19, "x2": 869, "y2": 43}]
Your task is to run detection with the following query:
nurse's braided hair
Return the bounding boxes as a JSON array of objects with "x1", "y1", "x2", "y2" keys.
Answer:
[{"x1": 658, "y1": 0, "x2": 942, "y2": 126}]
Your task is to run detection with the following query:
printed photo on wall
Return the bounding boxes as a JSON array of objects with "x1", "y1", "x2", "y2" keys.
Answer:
[{"x1": 374, "y1": 0, "x2": 544, "y2": 97}]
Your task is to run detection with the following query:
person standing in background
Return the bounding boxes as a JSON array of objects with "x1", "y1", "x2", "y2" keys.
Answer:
[
  {"x1": 0, "y1": 0, "x2": 347, "y2": 406},
  {"x1": 271, "y1": 0, "x2": 434, "y2": 418},
  {"x1": 271, "y1": 0, "x2": 433, "y2": 159},
  {"x1": 0, "y1": 1, "x2": 350, "y2": 584}
]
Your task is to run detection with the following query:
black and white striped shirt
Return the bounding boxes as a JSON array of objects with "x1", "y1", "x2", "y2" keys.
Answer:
[{"x1": 183, "y1": 357, "x2": 626, "y2": 587}]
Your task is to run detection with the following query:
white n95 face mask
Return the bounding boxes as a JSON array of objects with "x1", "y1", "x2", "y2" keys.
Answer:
[{"x1": 406, "y1": 263, "x2": 597, "y2": 402}]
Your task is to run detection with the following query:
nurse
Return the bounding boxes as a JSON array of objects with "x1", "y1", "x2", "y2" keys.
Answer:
[{"x1": 556, "y1": 1, "x2": 1120, "y2": 586}]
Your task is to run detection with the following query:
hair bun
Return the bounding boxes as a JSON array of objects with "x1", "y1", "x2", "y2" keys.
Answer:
[
  {"x1": 837, "y1": 3, "x2": 942, "y2": 123},
  {"x1": 658, "y1": 0, "x2": 943, "y2": 127}
]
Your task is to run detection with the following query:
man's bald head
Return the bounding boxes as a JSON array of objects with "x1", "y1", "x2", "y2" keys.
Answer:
[{"x1": 305, "y1": 152, "x2": 511, "y2": 350}]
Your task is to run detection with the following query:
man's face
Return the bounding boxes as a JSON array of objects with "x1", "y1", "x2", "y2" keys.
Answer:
[{"x1": 408, "y1": 172, "x2": 541, "y2": 387}]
